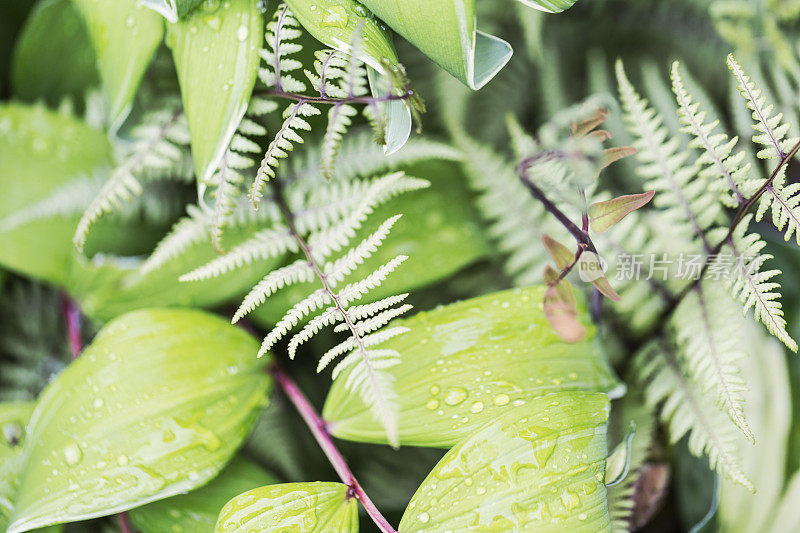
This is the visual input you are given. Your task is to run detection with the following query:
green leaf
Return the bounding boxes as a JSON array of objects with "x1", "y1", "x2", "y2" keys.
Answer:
[
  {"x1": 605, "y1": 424, "x2": 635, "y2": 486},
  {"x1": 398, "y1": 391, "x2": 611, "y2": 532},
  {"x1": 129, "y1": 456, "x2": 279, "y2": 533},
  {"x1": 72, "y1": 0, "x2": 164, "y2": 130},
  {"x1": 7, "y1": 308, "x2": 270, "y2": 533},
  {"x1": 0, "y1": 103, "x2": 112, "y2": 284},
  {"x1": 214, "y1": 482, "x2": 358, "y2": 532},
  {"x1": 167, "y1": 0, "x2": 262, "y2": 181},
  {"x1": 141, "y1": 0, "x2": 204, "y2": 22},
  {"x1": 323, "y1": 286, "x2": 622, "y2": 447},
  {"x1": 357, "y1": 0, "x2": 512, "y2": 90},
  {"x1": 516, "y1": 0, "x2": 579, "y2": 14},
  {"x1": 11, "y1": 0, "x2": 99, "y2": 106},
  {"x1": 284, "y1": 0, "x2": 398, "y2": 73},
  {"x1": 0, "y1": 403, "x2": 35, "y2": 531},
  {"x1": 588, "y1": 191, "x2": 654, "y2": 233}
]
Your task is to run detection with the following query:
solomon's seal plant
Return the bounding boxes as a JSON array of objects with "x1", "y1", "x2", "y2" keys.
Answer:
[{"x1": 3, "y1": 1, "x2": 800, "y2": 532}]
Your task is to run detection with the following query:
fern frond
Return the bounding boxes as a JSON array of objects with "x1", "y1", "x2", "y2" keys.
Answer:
[
  {"x1": 344, "y1": 359, "x2": 400, "y2": 446},
  {"x1": 756, "y1": 171, "x2": 800, "y2": 245},
  {"x1": 336, "y1": 304, "x2": 414, "y2": 336},
  {"x1": 318, "y1": 327, "x2": 409, "y2": 373},
  {"x1": 259, "y1": 288, "x2": 332, "y2": 357},
  {"x1": 250, "y1": 102, "x2": 320, "y2": 206},
  {"x1": 637, "y1": 342, "x2": 752, "y2": 490},
  {"x1": 180, "y1": 227, "x2": 297, "y2": 282},
  {"x1": 672, "y1": 281, "x2": 752, "y2": 441},
  {"x1": 671, "y1": 61, "x2": 757, "y2": 207},
  {"x1": 259, "y1": 3, "x2": 306, "y2": 93},
  {"x1": 728, "y1": 54, "x2": 796, "y2": 160},
  {"x1": 0, "y1": 175, "x2": 102, "y2": 232},
  {"x1": 617, "y1": 60, "x2": 718, "y2": 246},
  {"x1": 725, "y1": 215, "x2": 796, "y2": 350},
  {"x1": 73, "y1": 104, "x2": 188, "y2": 252},
  {"x1": 323, "y1": 215, "x2": 401, "y2": 283},
  {"x1": 233, "y1": 260, "x2": 315, "y2": 323},
  {"x1": 321, "y1": 104, "x2": 358, "y2": 181},
  {"x1": 336, "y1": 255, "x2": 408, "y2": 305},
  {"x1": 139, "y1": 206, "x2": 209, "y2": 275}
]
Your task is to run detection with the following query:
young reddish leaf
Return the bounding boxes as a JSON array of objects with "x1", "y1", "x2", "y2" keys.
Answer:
[
  {"x1": 544, "y1": 281, "x2": 587, "y2": 343},
  {"x1": 578, "y1": 252, "x2": 621, "y2": 301},
  {"x1": 589, "y1": 129, "x2": 613, "y2": 142},
  {"x1": 542, "y1": 235, "x2": 575, "y2": 270},
  {"x1": 589, "y1": 190, "x2": 655, "y2": 233},
  {"x1": 602, "y1": 146, "x2": 638, "y2": 169},
  {"x1": 571, "y1": 108, "x2": 609, "y2": 137}
]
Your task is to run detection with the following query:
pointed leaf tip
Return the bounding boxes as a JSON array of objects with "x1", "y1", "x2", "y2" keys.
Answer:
[{"x1": 589, "y1": 190, "x2": 654, "y2": 233}]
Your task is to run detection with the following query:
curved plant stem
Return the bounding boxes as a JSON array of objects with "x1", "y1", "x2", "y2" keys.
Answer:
[
  {"x1": 269, "y1": 365, "x2": 398, "y2": 533},
  {"x1": 60, "y1": 294, "x2": 132, "y2": 533}
]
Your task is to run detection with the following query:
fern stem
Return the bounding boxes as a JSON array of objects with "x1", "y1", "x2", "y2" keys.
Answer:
[
  {"x1": 255, "y1": 88, "x2": 413, "y2": 106},
  {"x1": 518, "y1": 158, "x2": 598, "y2": 254},
  {"x1": 268, "y1": 176, "x2": 398, "y2": 443},
  {"x1": 633, "y1": 137, "x2": 800, "y2": 350},
  {"x1": 269, "y1": 364, "x2": 398, "y2": 533}
]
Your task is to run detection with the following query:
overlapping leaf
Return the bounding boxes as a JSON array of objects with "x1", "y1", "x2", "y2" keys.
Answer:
[
  {"x1": 72, "y1": 0, "x2": 164, "y2": 129},
  {"x1": 323, "y1": 286, "x2": 622, "y2": 446},
  {"x1": 398, "y1": 391, "x2": 611, "y2": 532},
  {"x1": 167, "y1": 0, "x2": 262, "y2": 181},
  {"x1": 215, "y1": 482, "x2": 358, "y2": 532},
  {"x1": 129, "y1": 456, "x2": 279, "y2": 533},
  {"x1": 7, "y1": 309, "x2": 270, "y2": 533}
]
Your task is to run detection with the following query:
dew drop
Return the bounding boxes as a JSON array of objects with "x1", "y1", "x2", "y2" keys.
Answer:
[
  {"x1": 117, "y1": 454, "x2": 129, "y2": 466},
  {"x1": 470, "y1": 401, "x2": 484, "y2": 414},
  {"x1": 493, "y1": 394, "x2": 510, "y2": 406},
  {"x1": 443, "y1": 387, "x2": 468, "y2": 406},
  {"x1": 63, "y1": 442, "x2": 83, "y2": 466},
  {"x1": 236, "y1": 25, "x2": 249, "y2": 41},
  {"x1": 418, "y1": 512, "x2": 430, "y2": 524},
  {"x1": 93, "y1": 398, "x2": 104, "y2": 410},
  {"x1": 426, "y1": 398, "x2": 439, "y2": 410}
]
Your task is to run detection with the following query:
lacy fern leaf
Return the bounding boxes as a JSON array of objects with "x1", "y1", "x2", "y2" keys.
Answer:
[
  {"x1": 73, "y1": 101, "x2": 190, "y2": 252},
  {"x1": 637, "y1": 342, "x2": 752, "y2": 490},
  {"x1": 672, "y1": 281, "x2": 752, "y2": 440}
]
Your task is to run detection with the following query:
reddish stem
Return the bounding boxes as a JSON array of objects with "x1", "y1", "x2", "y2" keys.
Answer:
[
  {"x1": 269, "y1": 365, "x2": 398, "y2": 533},
  {"x1": 59, "y1": 292, "x2": 83, "y2": 358},
  {"x1": 59, "y1": 294, "x2": 134, "y2": 533},
  {"x1": 116, "y1": 512, "x2": 133, "y2": 533}
]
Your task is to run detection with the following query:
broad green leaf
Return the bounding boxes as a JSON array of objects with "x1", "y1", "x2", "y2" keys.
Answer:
[
  {"x1": 605, "y1": 425, "x2": 635, "y2": 486},
  {"x1": 141, "y1": 0, "x2": 204, "y2": 22},
  {"x1": 248, "y1": 160, "x2": 492, "y2": 327},
  {"x1": 718, "y1": 322, "x2": 792, "y2": 533},
  {"x1": 284, "y1": 0, "x2": 397, "y2": 72},
  {"x1": 0, "y1": 103, "x2": 112, "y2": 284},
  {"x1": 398, "y1": 391, "x2": 611, "y2": 532},
  {"x1": 357, "y1": 0, "x2": 512, "y2": 90},
  {"x1": 588, "y1": 191, "x2": 654, "y2": 233},
  {"x1": 72, "y1": 0, "x2": 164, "y2": 130},
  {"x1": 214, "y1": 482, "x2": 358, "y2": 532},
  {"x1": 323, "y1": 286, "x2": 622, "y2": 447},
  {"x1": 167, "y1": 0, "x2": 262, "y2": 181},
  {"x1": 7, "y1": 308, "x2": 270, "y2": 533},
  {"x1": 11, "y1": 0, "x2": 99, "y2": 106},
  {"x1": 129, "y1": 456, "x2": 279, "y2": 533},
  {"x1": 516, "y1": 0, "x2": 579, "y2": 14},
  {"x1": 0, "y1": 403, "x2": 35, "y2": 531}
]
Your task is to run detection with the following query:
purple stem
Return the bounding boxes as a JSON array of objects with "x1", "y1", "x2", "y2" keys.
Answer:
[
  {"x1": 59, "y1": 294, "x2": 134, "y2": 533},
  {"x1": 269, "y1": 365, "x2": 398, "y2": 533}
]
